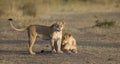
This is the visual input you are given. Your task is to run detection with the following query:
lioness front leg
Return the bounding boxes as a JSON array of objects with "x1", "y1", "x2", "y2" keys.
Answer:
[
  {"x1": 50, "y1": 39, "x2": 56, "y2": 53},
  {"x1": 57, "y1": 39, "x2": 63, "y2": 53}
]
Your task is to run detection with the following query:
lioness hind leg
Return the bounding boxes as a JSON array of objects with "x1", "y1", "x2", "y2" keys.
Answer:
[
  {"x1": 29, "y1": 37, "x2": 36, "y2": 55},
  {"x1": 29, "y1": 34, "x2": 37, "y2": 55},
  {"x1": 28, "y1": 29, "x2": 37, "y2": 55}
]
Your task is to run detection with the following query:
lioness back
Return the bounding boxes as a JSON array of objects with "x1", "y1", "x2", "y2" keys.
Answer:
[{"x1": 27, "y1": 25, "x2": 50, "y2": 40}]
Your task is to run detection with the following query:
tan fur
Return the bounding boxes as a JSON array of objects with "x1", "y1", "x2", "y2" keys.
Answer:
[
  {"x1": 8, "y1": 19, "x2": 64, "y2": 55},
  {"x1": 62, "y1": 33, "x2": 78, "y2": 53}
]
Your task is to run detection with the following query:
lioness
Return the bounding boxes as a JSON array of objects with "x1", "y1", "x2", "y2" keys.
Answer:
[
  {"x1": 62, "y1": 33, "x2": 78, "y2": 53},
  {"x1": 8, "y1": 18, "x2": 64, "y2": 55}
]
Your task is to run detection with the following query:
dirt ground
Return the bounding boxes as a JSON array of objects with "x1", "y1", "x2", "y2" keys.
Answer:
[{"x1": 0, "y1": 12, "x2": 120, "y2": 64}]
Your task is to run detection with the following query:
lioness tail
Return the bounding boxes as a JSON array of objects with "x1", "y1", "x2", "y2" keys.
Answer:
[{"x1": 8, "y1": 18, "x2": 26, "y2": 31}]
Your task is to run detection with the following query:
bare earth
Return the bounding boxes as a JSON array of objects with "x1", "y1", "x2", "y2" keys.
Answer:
[{"x1": 0, "y1": 12, "x2": 120, "y2": 64}]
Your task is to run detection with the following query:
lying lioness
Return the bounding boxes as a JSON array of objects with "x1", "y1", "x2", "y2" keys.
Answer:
[
  {"x1": 8, "y1": 18, "x2": 64, "y2": 55},
  {"x1": 62, "y1": 33, "x2": 78, "y2": 53}
]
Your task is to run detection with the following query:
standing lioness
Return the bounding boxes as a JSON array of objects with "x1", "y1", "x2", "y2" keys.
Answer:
[{"x1": 8, "y1": 18, "x2": 64, "y2": 55}]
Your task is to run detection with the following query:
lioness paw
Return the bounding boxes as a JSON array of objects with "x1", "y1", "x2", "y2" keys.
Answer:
[
  {"x1": 30, "y1": 52, "x2": 36, "y2": 55},
  {"x1": 57, "y1": 51, "x2": 63, "y2": 54}
]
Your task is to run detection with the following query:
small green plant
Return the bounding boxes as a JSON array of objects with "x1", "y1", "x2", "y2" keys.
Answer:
[{"x1": 95, "y1": 19, "x2": 116, "y2": 28}]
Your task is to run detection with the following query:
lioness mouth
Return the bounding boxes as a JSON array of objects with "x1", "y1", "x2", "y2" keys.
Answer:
[{"x1": 56, "y1": 30, "x2": 61, "y2": 32}]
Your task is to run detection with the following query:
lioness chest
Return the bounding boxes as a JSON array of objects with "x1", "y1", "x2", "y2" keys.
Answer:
[{"x1": 52, "y1": 32, "x2": 62, "y2": 41}]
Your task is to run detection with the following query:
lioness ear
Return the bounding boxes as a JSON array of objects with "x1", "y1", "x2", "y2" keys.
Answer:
[
  {"x1": 54, "y1": 22, "x2": 59, "y2": 25},
  {"x1": 61, "y1": 21, "x2": 65, "y2": 25},
  {"x1": 63, "y1": 36, "x2": 66, "y2": 39}
]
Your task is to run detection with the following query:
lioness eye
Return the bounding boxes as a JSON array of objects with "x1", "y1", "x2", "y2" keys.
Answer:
[{"x1": 56, "y1": 25, "x2": 58, "y2": 27}]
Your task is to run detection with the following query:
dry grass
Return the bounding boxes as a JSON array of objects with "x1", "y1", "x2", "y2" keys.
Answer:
[{"x1": 0, "y1": 0, "x2": 120, "y2": 18}]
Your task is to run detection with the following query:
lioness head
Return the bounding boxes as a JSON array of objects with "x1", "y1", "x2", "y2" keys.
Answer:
[
  {"x1": 62, "y1": 33, "x2": 71, "y2": 45},
  {"x1": 52, "y1": 21, "x2": 64, "y2": 32}
]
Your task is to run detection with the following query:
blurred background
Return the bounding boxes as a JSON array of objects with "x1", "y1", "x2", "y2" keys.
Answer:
[{"x1": 0, "y1": 0, "x2": 120, "y2": 18}]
